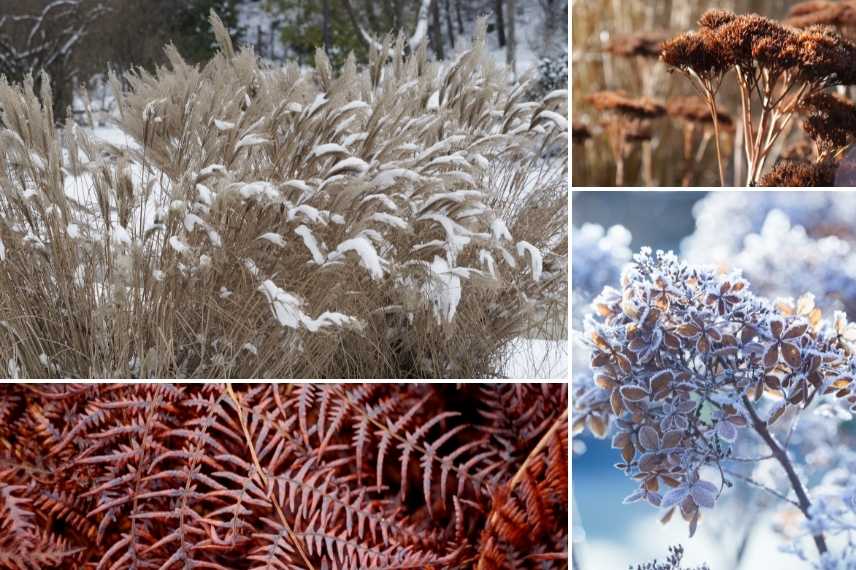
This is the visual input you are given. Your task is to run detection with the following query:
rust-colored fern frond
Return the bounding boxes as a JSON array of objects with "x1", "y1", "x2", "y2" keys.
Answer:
[{"x1": 0, "y1": 383, "x2": 568, "y2": 569}]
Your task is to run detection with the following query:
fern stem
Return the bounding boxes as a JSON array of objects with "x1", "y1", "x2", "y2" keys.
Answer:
[
  {"x1": 509, "y1": 408, "x2": 568, "y2": 489},
  {"x1": 225, "y1": 383, "x2": 317, "y2": 570}
]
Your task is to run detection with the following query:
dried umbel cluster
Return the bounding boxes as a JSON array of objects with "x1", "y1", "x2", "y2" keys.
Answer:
[
  {"x1": 759, "y1": 159, "x2": 837, "y2": 185},
  {"x1": 0, "y1": 383, "x2": 569, "y2": 569},
  {"x1": 785, "y1": 0, "x2": 856, "y2": 35},
  {"x1": 575, "y1": 248, "x2": 856, "y2": 551},
  {"x1": 661, "y1": 9, "x2": 856, "y2": 185},
  {"x1": 0, "y1": 15, "x2": 567, "y2": 378},
  {"x1": 605, "y1": 32, "x2": 672, "y2": 59},
  {"x1": 585, "y1": 91, "x2": 665, "y2": 185},
  {"x1": 587, "y1": 91, "x2": 666, "y2": 119},
  {"x1": 800, "y1": 92, "x2": 856, "y2": 160}
]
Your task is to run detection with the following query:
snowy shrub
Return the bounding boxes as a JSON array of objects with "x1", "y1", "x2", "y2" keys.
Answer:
[
  {"x1": 571, "y1": 224, "x2": 631, "y2": 389},
  {"x1": 0, "y1": 14, "x2": 567, "y2": 378},
  {"x1": 528, "y1": 53, "x2": 568, "y2": 100},
  {"x1": 684, "y1": 192, "x2": 856, "y2": 315},
  {"x1": 575, "y1": 247, "x2": 856, "y2": 566}
]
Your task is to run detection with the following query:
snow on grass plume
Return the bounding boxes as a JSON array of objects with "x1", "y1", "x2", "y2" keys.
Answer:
[{"x1": 0, "y1": 13, "x2": 566, "y2": 378}]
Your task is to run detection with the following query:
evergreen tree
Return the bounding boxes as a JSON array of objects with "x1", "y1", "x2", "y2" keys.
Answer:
[
  {"x1": 275, "y1": 0, "x2": 366, "y2": 67},
  {"x1": 172, "y1": 0, "x2": 242, "y2": 63}
]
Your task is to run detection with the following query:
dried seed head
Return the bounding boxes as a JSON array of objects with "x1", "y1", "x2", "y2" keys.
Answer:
[
  {"x1": 758, "y1": 159, "x2": 837, "y2": 186},
  {"x1": 586, "y1": 91, "x2": 667, "y2": 119},
  {"x1": 715, "y1": 14, "x2": 793, "y2": 69},
  {"x1": 801, "y1": 91, "x2": 856, "y2": 153},
  {"x1": 606, "y1": 32, "x2": 671, "y2": 59},
  {"x1": 698, "y1": 9, "x2": 739, "y2": 30},
  {"x1": 752, "y1": 33, "x2": 803, "y2": 73},
  {"x1": 789, "y1": 0, "x2": 842, "y2": 17},
  {"x1": 660, "y1": 31, "x2": 733, "y2": 78},
  {"x1": 796, "y1": 26, "x2": 856, "y2": 84},
  {"x1": 785, "y1": 1, "x2": 856, "y2": 29},
  {"x1": 665, "y1": 8, "x2": 856, "y2": 87}
]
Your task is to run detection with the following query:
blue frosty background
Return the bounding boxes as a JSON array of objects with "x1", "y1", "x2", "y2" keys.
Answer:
[{"x1": 571, "y1": 191, "x2": 813, "y2": 569}]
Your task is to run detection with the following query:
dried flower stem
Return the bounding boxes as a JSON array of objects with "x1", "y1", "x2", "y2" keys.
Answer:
[
  {"x1": 742, "y1": 395, "x2": 828, "y2": 555},
  {"x1": 682, "y1": 128, "x2": 713, "y2": 186},
  {"x1": 680, "y1": 69, "x2": 726, "y2": 185}
]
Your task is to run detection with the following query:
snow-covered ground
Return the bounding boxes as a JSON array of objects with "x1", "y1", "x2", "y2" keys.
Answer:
[
  {"x1": 502, "y1": 338, "x2": 568, "y2": 380},
  {"x1": 90, "y1": 125, "x2": 135, "y2": 148}
]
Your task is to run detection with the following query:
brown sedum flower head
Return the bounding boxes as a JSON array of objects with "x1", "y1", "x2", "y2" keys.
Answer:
[
  {"x1": 662, "y1": 8, "x2": 856, "y2": 185},
  {"x1": 664, "y1": 9, "x2": 856, "y2": 83},
  {"x1": 785, "y1": 1, "x2": 856, "y2": 30},
  {"x1": 586, "y1": 91, "x2": 667, "y2": 119},
  {"x1": 801, "y1": 91, "x2": 856, "y2": 154},
  {"x1": 623, "y1": 121, "x2": 655, "y2": 142},
  {"x1": 606, "y1": 32, "x2": 672, "y2": 59},
  {"x1": 660, "y1": 31, "x2": 733, "y2": 79},
  {"x1": 789, "y1": 0, "x2": 846, "y2": 17},
  {"x1": 751, "y1": 32, "x2": 803, "y2": 74},
  {"x1": 697, "y1": 9, "x2": 739, "y2": 31},
  {"x1": 758, "y1": 159, "x2": 837, "y2": 186},
  {"x1": 796, "y1": 25, "x2": 856, "y2": 85},
  {"x1": 715, "y1": 13, "x2": 795, "y2": 70}
]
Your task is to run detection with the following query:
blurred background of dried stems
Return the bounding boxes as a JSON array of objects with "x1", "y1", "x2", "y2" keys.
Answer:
[{"x1": 572, "y1": 0, "x2": 809, "y2": 186}]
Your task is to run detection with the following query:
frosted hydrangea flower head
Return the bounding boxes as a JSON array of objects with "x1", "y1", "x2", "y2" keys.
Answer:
[{"x1": 575, "y1": 248, "x2": 856, "y2": 538}]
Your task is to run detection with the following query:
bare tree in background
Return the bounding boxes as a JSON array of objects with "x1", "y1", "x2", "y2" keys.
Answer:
[
  {"x1": 444, "y1": 0, "x2": 455, "y2": 49},
  {"x1": 506, "y1": 0, "x2": 516, "y2": 75},
  {"x1": 322, "y1": 0, "x2": 332, "y2": 54},
  {"x1": 495, "y1": 0, "x2": 506, "y2": 47},
  {"x1": 0, "y1": 0, "x2": 107, "y2": 117},
  {"x1": 430, "y1": 0, "x2": 444, "y2": 59},
  {"x1": 343, "y1": 0, "x2": 433, "y2": 53}
]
